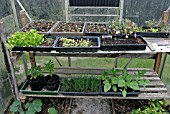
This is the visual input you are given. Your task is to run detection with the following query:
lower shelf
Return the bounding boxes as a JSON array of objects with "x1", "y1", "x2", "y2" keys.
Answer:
[{"x1": 19, "y1": 68, "x2": 169, "y2": 99}]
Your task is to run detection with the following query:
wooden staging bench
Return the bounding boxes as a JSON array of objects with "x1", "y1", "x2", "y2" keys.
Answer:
[{"x1": 16, "y1": 37, "x2": 170, "y2": 99}]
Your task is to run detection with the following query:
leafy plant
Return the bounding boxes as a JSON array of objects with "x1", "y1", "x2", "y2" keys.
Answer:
[
  {"x1": 109, "y1": 19, "x2": 138, "y2": 36},
  {"x1": 131, "y1": 99, "x2": 169, "y2": 114},
  {"x1": 145, "y1": 19, "x2": 157, "y2": 27},
  {"x1": 28, "y1": 66, "x2": 44, "y2": 80},
  {"x1": 6, "y1": 29, "x2": 44, "y2": 50},
  {"x1": 44, "y1": 60, "x2": 54, "y2": 77},
  {"x1": 48, "y1": 107, "x2": 58, "y2": 114},
  {"x1": 99, "y1": 67, "x2": 150, "y2": 97},
  {"x1": 62, "y1": 77, "x2": 99, "y2": 92},
  {"x1": 9, "y1": 99, "x2": 42, "y2": 114},
  {"x1": 60, "y1": 37, "x2": 92, "y2": 47}
]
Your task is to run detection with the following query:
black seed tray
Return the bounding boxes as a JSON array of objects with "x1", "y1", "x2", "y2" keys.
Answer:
[
  {"x1": 54, "y1": 36, "x2": 101, "y2": 52},
  {"x1": 101, "y1": 35, "x2": 147, "y2": 51}
]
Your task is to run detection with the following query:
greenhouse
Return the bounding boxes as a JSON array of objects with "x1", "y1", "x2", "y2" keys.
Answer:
[{"x1": 0, "y1": 0, "x2": 170, "y2": 113}]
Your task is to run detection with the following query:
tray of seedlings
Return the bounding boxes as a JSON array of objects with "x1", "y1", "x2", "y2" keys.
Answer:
[
  {"x1": 54, "y1": 36, "x2": 101, "y2": 52},
  {"x1": 49, "y1": 21, "x2": 86, "y2": 36},
  {"x1": 60, "y1": 77, "x2": 100, "y2": 96},
  {"x1": 101, "y1": 35, "x2": 147, "y2": 51},
  {"x1": 85, "y1": 23, "x2": 109, "y2": 36},
  {"x1": 19, "y1": 20, "x2": 55, "y2": 35}
]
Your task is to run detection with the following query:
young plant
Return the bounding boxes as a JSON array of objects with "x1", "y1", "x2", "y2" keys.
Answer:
[
  {"x1": 28, "y1": 66, "x2": 44, "y2": 80},
  {"x1": 44, "y1": 60, "x2": 54, "y2": 77},
  {"x1": 100, "y1": 67, "x2": 150, "y2": 97},
  {"x1": 145, "y1": 19, "x2": 157, "y2": 27},
  {"x1": 6, "y1": 29, "x2": 44, "y2": 50},
  {"x1": 109, "y1": 19, "x2": 138, "y2": 36},
  {"x1": 48, "y1": 107, "x2": 58, "y2": 114},
  {"x1": 131, "y1": 99, "x2": 169, "y2": 114},
  {"x1": 9, "y1": 99, "x2": 42, "y2": 114}
]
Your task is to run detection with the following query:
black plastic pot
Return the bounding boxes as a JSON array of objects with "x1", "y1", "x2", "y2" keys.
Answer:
[
  {"x1": 101, "y1": 35, "x2": 147, "y2": 51},
  {"x1": 44, "y1": 74, "x2": 60, "y2": 91},
  {"x1": 136, "y1": 27, "x2": 169, "y2": 38},
  {"x1": 54, "y1": 36, "x2": 101, "y2": 52},
  {"x1": 27, "y1": 75, "x2": 44, "y2": 91}
]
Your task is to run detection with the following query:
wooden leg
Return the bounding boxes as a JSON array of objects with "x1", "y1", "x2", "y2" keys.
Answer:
[
  {"x1": 29, "y1": 52, "x2": 36, "y2": 67},
  {"x1": 154, "y1": 53, "x2": 162, "y2": 73}
]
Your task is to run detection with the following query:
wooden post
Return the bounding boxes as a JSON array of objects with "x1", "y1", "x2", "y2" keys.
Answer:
[
  {"x1": 0, "y1": 22, "x2": 19, "y2": 100},
  {"x1": 119, "y1": 0, "x2": 124, "y2": 20},
  {"x1": 162, "y1": 11, "x2": 169, "y2": 24},
  {"x1": 154, "y1": 53, "x2": 162, "y2": 73},
  {"x1": 19, "y1": 10, "x2": 36, "y2": 67}
]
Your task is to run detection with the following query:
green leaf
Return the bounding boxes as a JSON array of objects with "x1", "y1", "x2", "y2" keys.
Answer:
[
  {"x1": 111, "y1": 77, "x2": 117, "y2": 84},
  {"x1": 112, "y1": 86, "x2": 117, "y2": 92},
  {"x1": 118, "y1": 80, "x2": 125, "y2": 87},
  {"x1": 48, "y1": 107, "x2": 58, "y2": 114},
  {"x1": 10, "y1": 106, "x2": 18, "y2": 113},
  {"x1": 122, "y1": 89, "x2": 127, "y2": 97},
  {"x1": 104, "y1": 83, "x2": 111, "y2": 92}
]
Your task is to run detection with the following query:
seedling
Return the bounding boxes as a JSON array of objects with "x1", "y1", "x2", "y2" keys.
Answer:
[
  {"x1": 28, "y1": 66, "x2": 44, "y2": 80},
  {"x1": 44, "y1": 60, "x2": 55, "y2": 77},
  {"x1": 48, "y1": 107, "x2": 58, "y2": 114}
]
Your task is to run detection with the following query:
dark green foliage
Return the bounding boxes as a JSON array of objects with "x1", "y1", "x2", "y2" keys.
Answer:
[
  {"x1": 28, "y1": 66, "x2": 44, "y2": 80},
  {"x1": 131, "y1": 99, "x2": 169, "y2": 114},
  {"x1": 9, "y1": 99, "x2": 42, "y2": 114},
  {"x1": 62, "y1": 77, "x2": 99, "y2": 92},
  {"x1": 100, "y1": 67, "x2": 150, "y2": 97}
]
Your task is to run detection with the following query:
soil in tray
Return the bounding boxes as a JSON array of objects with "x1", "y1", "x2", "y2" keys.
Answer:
[
  {"x1": 113, "y1": 99, "x2": 149, "y2": 114},
  {"x1": 102, "y1": 36, "x2": 145, "y2": 45},
  {"x1": 85, "y1": 23, "x2": 108, "y2": 33},
  {"x1": 40, "y1": 37, "x2": 56, "y2": 46},
  {"x1": 58, "y1": 37, "x2": 98, "y2": 47},
  {"x1": 23, "y1": 21, "x2": 55, "y2": 32},
  {"x1": 53, "y1": 22, "x2": 84, "y2": 32}
]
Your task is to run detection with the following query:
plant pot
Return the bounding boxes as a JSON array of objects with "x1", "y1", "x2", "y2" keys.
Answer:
[
  {"x1": 19, "y1": 20, "x2": 55, "y2": 35},
  {"x1": 61, "y1": 77, "x2": 100, "y2": 96},
  {"x1": 44, "y1": 74, "x2": 60, "y2": 91},
  {"x1": 85, "y1": 23, "x2": 109, "y2": 36},
  {"x1": 136, "y1": 27, "x2": 169, "y2": 38},
  {"x1": 27, "y1": 75, "x2": 44, "y2": 91},
  {"x1": 101, "y1": 35, "x2": 147, "y2": 51},
  {"x1": 49, "y1": 21, "x2": 86, "y2": 36},
  {"x1": 100, "y1": 82, "x2": 140, "y2": 97},
  {"x1": 54, "y1": 36, "x2": 101, "y2": 52}
]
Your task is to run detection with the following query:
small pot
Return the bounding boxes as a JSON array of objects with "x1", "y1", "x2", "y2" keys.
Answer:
[
  {"x1": 27, "y1": 75, "x2": 44, "y2": 91},
  {"x1": 45, "y1": 74, "x2": 60, "y2": 91}
]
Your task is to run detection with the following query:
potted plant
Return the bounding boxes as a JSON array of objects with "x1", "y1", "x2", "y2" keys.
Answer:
[
  {"x1": 136, "y1": 19, "x2": 169, "y2": 38},
  {"x1": 20, "y1": 20, "x2": 55, "y2": 35},
  {"x1": 50, "y1": 21, "x2": 86, "y2": 36},
  {"x1": 84, "y1": 23, "x2": 109, "y2": 36},
  {"x1": 27, "y1": 66, "x2": 44, "y2": 91},
  {"x1": 99, "y1": 67, "x2": 150, "y2": 97},
  {"x1": 44, "y1": 60, "x2": 60, "y2": 91},
  {"x1": 6, "y1": 29, "x2": 44, "y2": 51},
  {"x1": 54, "y1": 36, "x2": 100, "y2": 52},
  {"x1": 61, "y1": 77, "x2": 100, "y2": 96}
]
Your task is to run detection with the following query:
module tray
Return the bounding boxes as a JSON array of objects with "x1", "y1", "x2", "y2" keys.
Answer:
[
  {"x1": 136, "y1": 27, "x2": 169, "y2": 38},
  {"x1": 101, "y1": 35, "x2": 147, "y2": 51},
  {"x1": 84, "y1": 23, "x2": 109, "y2": 36},
  {"x1": 19, "y1": 20, "x2": 55, "y2": 35},
  {"x1": 11, "y1": 36, "x2": 56, "y2": 52},
  {"x1": 54, "y1": 36, "x2": 101, "y2": 52},
  {"x1": 20, "y1": 80, "x2": 60, "y2": 95},
  {"x1": 49, "y1": 21, "x2": 86, "y2": 36}
]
